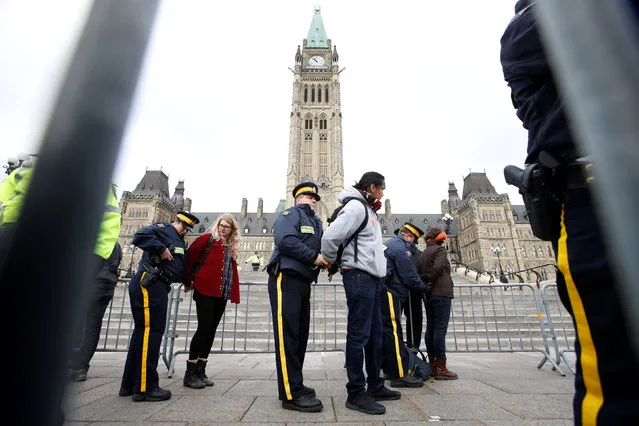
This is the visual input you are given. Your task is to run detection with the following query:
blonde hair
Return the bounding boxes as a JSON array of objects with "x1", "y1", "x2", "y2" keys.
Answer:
[{"x1": 209, "y1": 214, "x2": 240, "y2": 259}]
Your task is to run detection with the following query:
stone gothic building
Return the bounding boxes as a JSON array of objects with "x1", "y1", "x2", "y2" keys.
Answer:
[{"x1": 117, "y1": 8, "x2": 556, "y2": 281}]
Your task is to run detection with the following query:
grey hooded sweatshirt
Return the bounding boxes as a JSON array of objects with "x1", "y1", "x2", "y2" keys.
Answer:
[{"x1": 321, "y1": 186, "x2": 387, "y2": 278}]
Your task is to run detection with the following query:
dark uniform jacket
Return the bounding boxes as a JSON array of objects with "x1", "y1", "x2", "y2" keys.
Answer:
[
  {"x1": 383, "y1": 235, "x2": 425, "y2": 300},
  {"x1": 133, "y1": 222, "x2": 187, "y2": 283},
  {"x1": 499, "y1": 0, "x2": 578, "y2": 165},
  {"x1": 416, "y1": 242, "x2": 454, "y2": 299},
  {"x1": 268, "y1": 203, "x2": 323, "y2": 282}
]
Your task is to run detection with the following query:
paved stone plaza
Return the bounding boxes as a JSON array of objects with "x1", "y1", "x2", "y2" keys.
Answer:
[{"x1": 63, "y1": 351, "x2": 575, "y2": 425}]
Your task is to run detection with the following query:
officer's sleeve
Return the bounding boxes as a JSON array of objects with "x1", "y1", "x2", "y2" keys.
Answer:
[
  {"x1": 132, "y1": 224, "x2": 167, "y2": 255},
  {"x1": 500, "y1": 10, "x2": 548, "y2": 130},
  {"x1": 321, "y1": 201, "x2": 366, "y2": 262},
  {"x1": 275, "y1": 210, "x2": 318, "y2": 265},
  {"x1": 393, "y1": 246, "x2": 425, "y2": 292}
]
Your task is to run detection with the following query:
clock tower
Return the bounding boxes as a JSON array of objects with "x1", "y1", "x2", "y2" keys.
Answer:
[{"x1": 286, "y1": 7, "x2": 344, "y2": 223}]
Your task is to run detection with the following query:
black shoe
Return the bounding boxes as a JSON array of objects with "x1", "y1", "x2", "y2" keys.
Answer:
[
  {"x1": 196, "y1": 360, "x2": 214, "y2": 387},
  {"x1": 184, "y1": 361, "x2": 206, "y2": 389},
  {"x1": 132, "y1": 387, "x2": 172, "y2": 402},
  {"x1": 390, "y1": 376, "x2": 424, "y2": 388},
  {"x1": 345, "y1": 393, "x2": 386, "y2": 415},
  {"x1": 118, "y1": 386, "x2": 133, "y2": 397},
  {"x1": 281, "y1": 394, "x2": 323, "y2": 412},
  {"x1": 302, "y1": 386, "x2": 316, "y2": 398},
  {"x1": 68, "y1": 369, "x2": 87, "y2": 382},
  {"x1": 367, "y1": 386, "x2": 402, "y2": 401}
]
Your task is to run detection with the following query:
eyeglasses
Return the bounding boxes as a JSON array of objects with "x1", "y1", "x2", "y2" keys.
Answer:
[{"x1": 219, "y1": 224, "x2": 232, "y2": 229}]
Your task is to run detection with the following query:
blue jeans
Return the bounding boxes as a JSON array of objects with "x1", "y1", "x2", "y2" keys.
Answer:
[
  {"x1": 424, "y1": 296, "x2": 451, "y2": 358},
  {"x1": 342, "y1": 270, "x2": 384, "y2": 396}
]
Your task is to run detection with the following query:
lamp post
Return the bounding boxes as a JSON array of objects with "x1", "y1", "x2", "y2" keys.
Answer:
[
  {"x1": 441, "y1": 214, "x2": 454, "y2": 262},
  {"x1": 491, "y1": 246, "x2": 509, "y2": 283}
]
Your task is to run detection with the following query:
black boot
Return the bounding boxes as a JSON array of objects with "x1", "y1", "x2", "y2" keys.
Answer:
[
  {"x1": 196, "y1": 359, "x2": 214, "y2": 386},
  {"x1": 183, "y1": 361, "x2": 205, "y2": 389}
]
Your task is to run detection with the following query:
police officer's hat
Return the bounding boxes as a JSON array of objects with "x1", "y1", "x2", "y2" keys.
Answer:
[
  {"x1": 176, "y1": 210, "x2": 200, "y2": 230},
  {"x1": 292, "y1": 181, "x2": 321, "y2": 201},
  {"x1": 401, "y1": 222, "x2": 424, "y2": 241}
]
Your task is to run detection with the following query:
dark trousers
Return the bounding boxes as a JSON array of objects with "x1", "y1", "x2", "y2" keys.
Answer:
[
  {"x1": 69, "y1": 280, "x2": 116, "y2": 371},
  {"x1": 403, "y1": 291, "x2": 423, "y2": 348},
  {"x1": 268, "y1": 270, "x2": 312, "y2": 401},
  {"x1": 121, "y1": 270, "x2": 168, "y2": 393},
  {"x1": 69, "y1": 254, "x2": 111, "y2": 371},
  {"x1": 424, "y1": 296, "x2": 451, "y2": 358},
  {"x1": 188, "y1": 288, "x2": 227, "y2": 360},
  {"x1": 381, "y1": 290, "x2": 409, "y2": 379},
  {"x1": 552, "y1": 193, "x2": 639, "y2": 425},
  {"x1": 342, "y1": 270, "x2": 384, "y2": 396}
]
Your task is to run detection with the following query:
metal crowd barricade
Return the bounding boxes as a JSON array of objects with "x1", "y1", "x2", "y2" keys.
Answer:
[
  {"x1": 447, "y1": 283, "x2": 565, "y2": 375},
  {"x1": 539, "y1": 282, "x2": 576, "y2": 374},
  {"x1": 97, "y1": 279, "x2": 574, "y2": 377},
  {"x1": 163, "y1": 281, "x2": 347, "y2": 377}
]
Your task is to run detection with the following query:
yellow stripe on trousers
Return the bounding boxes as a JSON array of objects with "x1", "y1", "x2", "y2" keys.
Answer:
[
  {"x1": 387, "y1": 291, "x2": 404, "y2": 377},
  {"x1": 276, "y1": 272, "x2": 292, "y2": 400},
  {"x1": 557, "y1": 207, "x2": 603, "y2": 425},
  {"x1": 140, "y1": 272, "x2": 151, "y2": 393}
]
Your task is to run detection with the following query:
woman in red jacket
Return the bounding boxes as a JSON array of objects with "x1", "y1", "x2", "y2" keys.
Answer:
[{"x1": 183, "y1": 214, "x2": 240, "y2": 389}]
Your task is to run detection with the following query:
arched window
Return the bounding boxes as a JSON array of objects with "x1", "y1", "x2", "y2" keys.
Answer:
[
  {"x1": 325, "y1": 87, "x2": 329, "y2": 103},
  {"x1": 305, "y1": 116, "x2": 313, "y2": 129},
  {"x1": 304, "y1": 86, "x2": 308, "y2": 103},
  {"x1": 521, "y1": 246, "x2": 527, "y2": 258},
  {"x1": 311, "y1": 86, "x2": 315, "y2": 102},
  {"x1": 318, "y1": 86, "x2": 322, "y2": 102}
]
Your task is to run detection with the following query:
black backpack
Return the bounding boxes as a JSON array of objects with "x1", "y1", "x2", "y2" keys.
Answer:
[
  {"x1": 326, "y1": 197, "x2": 369, "y2": 275},
  {"x1": 405, "y1": 341, "x2": 432, "y2": 380}
]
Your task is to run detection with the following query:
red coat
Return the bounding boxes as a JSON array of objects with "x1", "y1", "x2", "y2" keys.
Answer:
[{"x1": 185, "y1": 233, "x2": 240, "y2": 304}]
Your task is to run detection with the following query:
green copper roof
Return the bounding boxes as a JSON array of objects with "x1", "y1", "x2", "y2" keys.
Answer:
[{"x1": 306, "y1": 8, "x2": 328, "y2": 48}]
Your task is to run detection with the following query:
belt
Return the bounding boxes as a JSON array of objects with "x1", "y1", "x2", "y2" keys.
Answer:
[
  {"x1": 554, "y1": 161, "x2": 594, "y2": 192},
  {"x1": 340, "y1": 268, "x2": 355, "y2": 274}
]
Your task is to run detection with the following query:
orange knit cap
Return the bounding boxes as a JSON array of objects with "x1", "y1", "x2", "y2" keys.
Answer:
[{"x1": 428, "y1": 231, "x2": 447, "y2": 242}]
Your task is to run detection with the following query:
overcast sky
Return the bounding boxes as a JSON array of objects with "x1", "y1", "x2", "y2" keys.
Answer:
[{"x1": 0, "y1": 0, "x2": 527, "y2": 214}]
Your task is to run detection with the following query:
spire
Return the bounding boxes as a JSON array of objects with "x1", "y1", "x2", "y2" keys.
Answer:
[{"x1": 306, "y1": 7, "x2": 328, "y2": 48}]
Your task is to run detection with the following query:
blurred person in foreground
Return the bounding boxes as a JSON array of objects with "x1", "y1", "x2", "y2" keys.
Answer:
[{"x1": 501, "y1": 1, "x2": 639, "y2": 423}]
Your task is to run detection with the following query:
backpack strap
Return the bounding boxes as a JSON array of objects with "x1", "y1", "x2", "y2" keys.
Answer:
[
  {"x1": 336, "y1": 198, "x2": 369, "y2": 264},
  {"x1": 190, "y1": 235, "x2": 215, "y2": 280}
]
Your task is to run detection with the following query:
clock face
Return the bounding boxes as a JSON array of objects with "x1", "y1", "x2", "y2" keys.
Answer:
[{"x1": 308, "y1": 55, "x2": 326, "y2": 68}]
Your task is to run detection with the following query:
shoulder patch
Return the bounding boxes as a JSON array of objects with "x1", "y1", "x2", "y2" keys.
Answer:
[
  {"x1": 156, "y1": 223, "x2": 165, "y2": 228},
  {"x1": 405, "y1": 250, "x2": 412, "y2": 257},
  {"x1": 300, "y1": 226, "x2": 315, "y2": 234},
  {"x1": 282, "y1": 211, "x2": 289, "y2": 216}
]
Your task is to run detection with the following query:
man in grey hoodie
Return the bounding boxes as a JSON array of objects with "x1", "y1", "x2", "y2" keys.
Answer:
[{"x1": 321, "y1": 171, "x2": 400, "y2": 415}]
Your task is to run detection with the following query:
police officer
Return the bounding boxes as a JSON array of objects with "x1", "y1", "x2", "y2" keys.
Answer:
[
  {"x1": 266, "y1": 181, "x2": 328, "y2": 412},
  {"x1": 119, "y1": 210, "x2": 199, "y2": 402},
  {"x1": 501, "y1": 2, "x2": 639, "y2": 424},
  {"x1": 0, "y1": 155, "x2": 36, "y2": 237},
  {"x1": 381, "y1": 223, "x2": 426, "y2": 388}
]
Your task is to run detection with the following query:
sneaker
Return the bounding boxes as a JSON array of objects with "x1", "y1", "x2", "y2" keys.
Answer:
[
  {"x1": 345, "y1": 393, "x2": 386, "y2": 415},
  {"x1": 281, "y1": 394, "x2": 323, "y2": 413},
  {"x1": 68, "y1": 369, "x2": 87, "y2": 382},
  {"x1": 132, "y1": 387, "x2": 172, "y2": 402},
  {"x1": 389, "y1": 376, "x2": 424, "y2": 388},
  {"x1": 366, "y1": 386, "x2": 402, "y2": 401}
]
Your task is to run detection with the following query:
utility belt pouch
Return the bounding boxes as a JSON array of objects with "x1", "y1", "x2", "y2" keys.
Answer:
[
  {"x1": 267, "y1": 260, "x2": 280, "y2": 276},
  {"x1": 504, "y1": 163, "x2": 559, "y2": 241}
]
